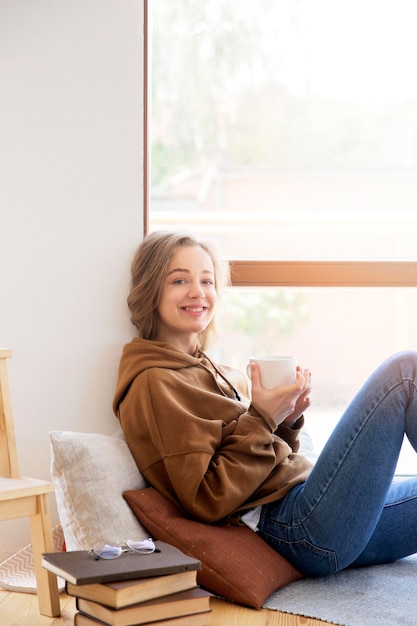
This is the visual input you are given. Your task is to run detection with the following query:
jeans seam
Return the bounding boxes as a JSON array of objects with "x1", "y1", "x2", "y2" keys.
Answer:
[
  {"x1": 384, "y1": 493, "x2": 417, "y2": 508},
  {"x1": 260, "y1": 528, "x2": 340, "y2": 574}
]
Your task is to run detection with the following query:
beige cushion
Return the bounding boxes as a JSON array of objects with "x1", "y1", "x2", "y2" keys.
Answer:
[{"x1": 50, "y1": 430, "x2": 148, "y2": 551}]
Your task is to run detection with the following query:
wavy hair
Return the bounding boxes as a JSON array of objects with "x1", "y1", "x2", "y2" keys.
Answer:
[{"x1": 127, "y1": 231, "x2": 230, "y2": 350}]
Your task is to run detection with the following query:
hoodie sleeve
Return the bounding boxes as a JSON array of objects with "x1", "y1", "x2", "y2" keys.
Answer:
[{"x1": 117, "y1": 368, "x2": 307, "y2": 523}]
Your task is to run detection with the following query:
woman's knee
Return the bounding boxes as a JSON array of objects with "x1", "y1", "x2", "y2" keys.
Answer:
[
  {"x1": 377, "y1": 351, "x2": 417, "y2": 388},
  {"x1": 385, "y1": 350, "x2": 417, "y2": 369}
]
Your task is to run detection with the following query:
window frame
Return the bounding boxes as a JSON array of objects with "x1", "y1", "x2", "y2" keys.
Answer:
[{"x1": 143, "y1": 0, "x2": 417, "y2": 289}]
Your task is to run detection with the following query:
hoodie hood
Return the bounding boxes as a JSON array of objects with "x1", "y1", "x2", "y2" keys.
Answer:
[{"x1": 113, "y1": 337, "x2": 227, "y2": 416}]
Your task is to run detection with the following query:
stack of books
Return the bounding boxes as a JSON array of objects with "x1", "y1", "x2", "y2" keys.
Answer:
[{"x1": 42, "y1": 541, "x2": 211, "y2": 625}]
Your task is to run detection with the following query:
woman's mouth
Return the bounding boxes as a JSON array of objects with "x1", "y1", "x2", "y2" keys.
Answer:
[{"x1": 182, "y1": 306, "x2": 206, "y2": 314}]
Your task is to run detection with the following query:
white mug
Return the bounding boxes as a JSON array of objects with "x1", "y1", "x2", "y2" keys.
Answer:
[{"x1": 246, "y1": 355, "x2": 297, "y2": 389}]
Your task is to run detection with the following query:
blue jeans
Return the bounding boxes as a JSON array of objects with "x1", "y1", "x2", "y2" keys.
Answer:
[{"x1": 258, "y1": 351, "x2": 417, "y2": 575}]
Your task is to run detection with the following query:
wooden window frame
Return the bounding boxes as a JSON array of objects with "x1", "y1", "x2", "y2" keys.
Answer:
[
  {"x1": 229, "y1": 260, "x2": 417, "y2": 287},
  {"x1": 143, "y1": 0, "x2": 417, "y2": 290}
]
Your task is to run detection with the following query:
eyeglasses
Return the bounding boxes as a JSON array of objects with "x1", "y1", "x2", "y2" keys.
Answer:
[{"x1": 88, "y1": 538, "x2": 156, "y2": 560}]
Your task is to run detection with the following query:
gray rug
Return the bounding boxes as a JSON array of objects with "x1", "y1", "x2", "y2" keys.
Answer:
[{"x1": 263, "y1": 555, "x2": 417, "y2": 626}]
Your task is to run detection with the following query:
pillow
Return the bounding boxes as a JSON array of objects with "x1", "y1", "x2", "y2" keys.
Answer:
[
  {"x1": 123, "y1": 487, "x2": 304, "y2": 609},
  {"x1": 50, "y1": 430, "x2": 149, "y2": 551}
]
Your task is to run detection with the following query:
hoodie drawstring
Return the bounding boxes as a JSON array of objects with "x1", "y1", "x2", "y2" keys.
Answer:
[{"x1": 198, "y1": 350, "x2": 241, "y2": 401}]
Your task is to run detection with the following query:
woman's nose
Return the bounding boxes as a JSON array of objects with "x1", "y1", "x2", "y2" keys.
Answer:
[{"x1": 189, "y1": 282, "x2": 205, "y2": 297}]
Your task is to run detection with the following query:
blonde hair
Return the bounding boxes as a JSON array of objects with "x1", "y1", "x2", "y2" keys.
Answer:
[{"x1": 128, "y1": 231, "x2": 230, "y2": 350}]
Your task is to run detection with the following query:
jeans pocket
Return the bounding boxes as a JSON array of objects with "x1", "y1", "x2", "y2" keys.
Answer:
[{"x1": 259, "y1": 530, "x2": 339, "y2": 576}]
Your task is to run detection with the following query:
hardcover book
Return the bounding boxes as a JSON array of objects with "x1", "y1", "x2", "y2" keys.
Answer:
[
  {"x1": 42, "y1": 541, "x2": 200, "y2": 585},
  {"x1": 74, "y1": 610, "x2": 210, "y2": 626},
  {"x1": 76, "y1": 587, "x2": 212, "y2": 625},
  {"x1": 66, "y1": 570, "x2": 198, "y2": 609}
]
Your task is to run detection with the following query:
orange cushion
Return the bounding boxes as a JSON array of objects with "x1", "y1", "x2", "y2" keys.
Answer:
[{"x1": 123, "y1": 487, "x2": 303, "y2": 609}]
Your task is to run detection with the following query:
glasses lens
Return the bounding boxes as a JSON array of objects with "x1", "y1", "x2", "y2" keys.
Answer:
[
  {"x1": 93, "y1": 542, "x2": 123, "y2": 559},
  {"x1": 126, "y1": 538, "x2": 155, "y2": 554}
]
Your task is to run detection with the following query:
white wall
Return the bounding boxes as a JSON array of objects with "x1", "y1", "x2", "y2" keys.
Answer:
[{"x1": 0, "y1": 0, "x2": 143, "y2": 561}]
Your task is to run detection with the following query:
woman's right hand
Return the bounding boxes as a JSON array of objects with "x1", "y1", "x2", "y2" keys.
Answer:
[{"x1": 249, "y1": 362, "x2": 308, "y2": 428}]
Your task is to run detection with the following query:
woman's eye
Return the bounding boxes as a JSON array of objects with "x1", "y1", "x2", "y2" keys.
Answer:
[{"x1": 171, "y1": 277, "x2": 214, "y2": 286}]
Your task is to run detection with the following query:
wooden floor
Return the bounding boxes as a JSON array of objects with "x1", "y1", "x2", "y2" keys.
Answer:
[{"x1": 0, "y1": 588, "x2": 334, "y2": 626}]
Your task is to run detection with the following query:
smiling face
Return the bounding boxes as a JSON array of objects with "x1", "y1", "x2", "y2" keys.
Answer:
[{"x1": 154, "y1": 244, "x2": 217, "y2": 354}]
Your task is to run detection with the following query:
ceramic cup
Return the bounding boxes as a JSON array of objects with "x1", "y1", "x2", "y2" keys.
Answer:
[{"x1": 246, "y1": 355, "x2": 297, "y2": 389}]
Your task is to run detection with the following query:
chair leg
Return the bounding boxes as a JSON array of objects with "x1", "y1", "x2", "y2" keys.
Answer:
[{"x1": 29, "y1": 493, "x2": 61, "y2": 617}]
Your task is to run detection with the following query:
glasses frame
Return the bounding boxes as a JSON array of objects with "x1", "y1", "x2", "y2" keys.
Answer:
[{"x1": 88, "y1": 538, "x2": 156, "y2": 560}]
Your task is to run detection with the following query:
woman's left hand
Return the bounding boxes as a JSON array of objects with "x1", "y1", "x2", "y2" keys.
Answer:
[{"x1": 282, "y1": 367, "x2": 312, "y2": 428}]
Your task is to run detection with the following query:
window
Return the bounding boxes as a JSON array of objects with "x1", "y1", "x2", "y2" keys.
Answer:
[
  {"x1": 214, "y1": 286, "x2": 417, "y2": 474},
  {"x1": 147, "y1": 0, "x2": 417, "y2": 261},
  {"x1": 145, "y1": 0, "x2": 417, "y2": 472}
]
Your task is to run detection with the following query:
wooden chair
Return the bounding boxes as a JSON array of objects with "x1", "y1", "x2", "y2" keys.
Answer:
[{"x1": 0, "y1": 348, "x2": 60, "y2": 617}]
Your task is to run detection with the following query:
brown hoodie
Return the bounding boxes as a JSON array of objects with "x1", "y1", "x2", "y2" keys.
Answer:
[{"x1": 113, "y1": 338, "x2": 312, "y2": 523}]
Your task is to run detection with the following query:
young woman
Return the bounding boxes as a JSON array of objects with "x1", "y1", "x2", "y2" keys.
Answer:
[{"x1": 113, "y1": 231, "x2": 417, "y2": 576}]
